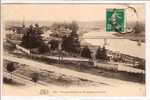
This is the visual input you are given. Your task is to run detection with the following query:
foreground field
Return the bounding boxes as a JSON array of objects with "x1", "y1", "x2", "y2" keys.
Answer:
[{"x1": 3, "y1": 53, "x2": 145, "y2": 96}]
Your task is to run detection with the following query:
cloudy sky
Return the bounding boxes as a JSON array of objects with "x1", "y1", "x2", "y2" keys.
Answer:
[{"x1": 2, "y1": 4, "x2": 144, "y2": 22}]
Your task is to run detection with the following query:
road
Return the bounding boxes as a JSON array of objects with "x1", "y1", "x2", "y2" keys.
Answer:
[{"x1": 30, "y1": 54, "x2": 145, "y2": 74}]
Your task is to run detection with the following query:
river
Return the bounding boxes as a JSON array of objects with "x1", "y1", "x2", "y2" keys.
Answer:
[{"x1": 83, "y1": 31, "x2": 145, "y2": 59}]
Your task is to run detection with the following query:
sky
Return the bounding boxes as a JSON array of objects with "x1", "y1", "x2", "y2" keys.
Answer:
[{"x1": 2, "y1": 4, "x2": 145, "y2": 22}]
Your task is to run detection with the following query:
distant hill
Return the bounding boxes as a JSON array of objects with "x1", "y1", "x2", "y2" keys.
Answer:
[{"x1": 5, "y1": 20, "x2": 102, "y2": 34}]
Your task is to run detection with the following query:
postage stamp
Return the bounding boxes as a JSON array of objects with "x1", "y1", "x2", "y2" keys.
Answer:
[{"x1": 106, "y1": 9, "x2": 125, "y2": 32}]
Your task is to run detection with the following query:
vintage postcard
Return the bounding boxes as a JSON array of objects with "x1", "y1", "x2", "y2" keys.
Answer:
[{"x1": 1, "y1": 4, "x2": 145, "y2": 96}]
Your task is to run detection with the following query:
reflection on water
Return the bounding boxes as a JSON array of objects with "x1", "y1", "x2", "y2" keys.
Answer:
[{"x1": 83, "y1": 31, "x2": 145, "y2": 59}]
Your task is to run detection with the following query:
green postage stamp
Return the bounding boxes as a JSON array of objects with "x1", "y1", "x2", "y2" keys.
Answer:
[{"x1": 106, "y1": 9, "x2": 125, "y2": 32}]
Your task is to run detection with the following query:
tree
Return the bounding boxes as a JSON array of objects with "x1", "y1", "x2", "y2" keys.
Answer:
[
  {"x1": 81, "y1": 46, "x2": 92, "y2": 60},
  {"x1": 50, "y1": 21, "x2": 81, "y2": 55},
  {"x1": 61, "y1": 35, "x2": 73, "y2": 53},
  {"x1": 61, "y1": 35, "x2": 80, "y2": 54},
  {"x1": 69, "y1": 21, "x2": 79, "y2": 34},
  {"x1": 21, "y1": 24, "x2": 44, "y2": 50},
  {"x1": 31, "y1": 72, "x2": 39, "y2": 84},
  {"x1": 6, "y1": 62, "x2": 16, "y2": 81},
  {"x1": 38, "y1": 42, "x2": 49, "y2": 53},
  {"x1": 95, "y1": 46, "x2": 102, "y2": 60},
  {"x1": 49, "y1": 39, "x2": 59, "y2": 50},
  {"x1": 136, "y1": 60, "x2": 145, "y2": 70},
  {"x1": 72, "y1": 37, "x2": 81, "y2": 54},
  {"x1": 101, "y1": 46, "x2": 107, "y2": 61}
]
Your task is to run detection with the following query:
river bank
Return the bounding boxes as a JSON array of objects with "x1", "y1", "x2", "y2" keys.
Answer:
[
  {"x1": 112, "y1": 32, "x2": 145, "y2": 42},
  {"x1": 82, "y1": 31, "x2": 145, "y2": 59}
]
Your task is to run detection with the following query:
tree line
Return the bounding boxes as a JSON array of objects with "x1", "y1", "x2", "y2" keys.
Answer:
[{"x1": 20, "y1": 22, "x2": 107, "y2": 61}]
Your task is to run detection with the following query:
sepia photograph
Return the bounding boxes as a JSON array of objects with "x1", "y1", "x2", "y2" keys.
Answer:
[{"x1": 1, "y1": 4, "x2": 145, "y2": 96}]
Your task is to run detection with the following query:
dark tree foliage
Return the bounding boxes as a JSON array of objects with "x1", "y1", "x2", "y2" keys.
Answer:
[
  {"x1": 6, "y1": 62, "x2": 16, "y2": 80},
  {"x1": 95, "y1": 46, "x2": 102, "y2": 60},
  {"x1": 7, "y1": 62, "x2": 16, "y2": 73},
  {"x1": 21, "y1": 24, "x2": 44, "y2": 49},
  {"x1": 61, "y1": 35, "x2": 73, "y2": 53},
  {"x1": 31, "y1": 72, "x2": 39, "y2": 83},
  {"x1": 38, "y1": 43, "x2": 49, "y2": 53},
  {"x1": 49, "y1": 39, "x2": 59, "y2": 50},
  {"x1": 60, "y1": 21, "x2": 80, "y2": 54},
  {"x1": 81, "y1": 46, "x2": 92, "y2": 59},
  {"x1": 101, "y1": 46, "x2": 107, "y2": 60},
  {"x1": 136, "y1": 60, "x2": 145, "y2": 70},
  {"x1": 72, "y1": 37, "x2": 81, "y2": 54},
  {"x1": 61, "y1": 35, "x2": 80, "y2": 54},
  {"x1": 95, "y1": 46, "x2": 107, "y2": 61}
]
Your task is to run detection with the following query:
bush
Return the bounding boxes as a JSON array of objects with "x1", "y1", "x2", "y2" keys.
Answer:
[
  {"x1": 31, "y1": 72, "x2": 40, "y2": 83},
  {"x1": 48, "y1": 39, "x2": 59, "y2": 50},
  {"x1": 81, "y1": 46, "x2": 92, "y2": 59},
  {"x1": 6, "y1": 62, "x2": 16, "y2": 81}
]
